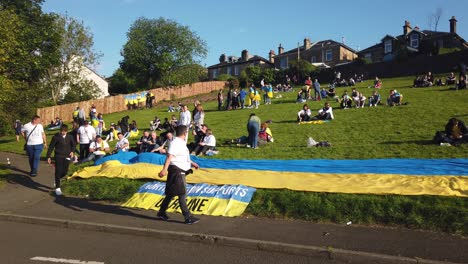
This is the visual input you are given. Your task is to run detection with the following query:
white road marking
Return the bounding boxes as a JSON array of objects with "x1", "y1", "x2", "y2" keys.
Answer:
[{"x1": 30, "y1": 256, "x2": 104, "y2": 264}]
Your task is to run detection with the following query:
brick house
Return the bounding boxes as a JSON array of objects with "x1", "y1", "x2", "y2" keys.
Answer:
[
  {"x1": 207, "y1": 50, "x2": 274, "y2": 80},
  {"x1": 271, "y1": 38, "x2": 358, "y2": 70},
  {"x1": 357, "y1": 16, "x2": 468, "y2": 63}
]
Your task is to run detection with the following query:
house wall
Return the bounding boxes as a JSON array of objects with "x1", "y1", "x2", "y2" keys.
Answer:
[
  {"x1": 208, "y1": 61, "x2": 272, "y2": 79},
  {"x1": 274, "y1": 45, "x2": 357, "y2": 68},
  {"x1": 37, "y1": 81, "x2": 225, "y2": 122},
  {"x1": 81, "y1": 67, "x2": 109, "y2": 98}
]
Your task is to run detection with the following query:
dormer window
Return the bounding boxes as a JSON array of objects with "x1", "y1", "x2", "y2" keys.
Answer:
[
  {"x1": 410, "y1": 34, "x2": 419, "y2": 48},
  {"x1": 384, "y1": 40, "x2": 392, "y2": 53}
]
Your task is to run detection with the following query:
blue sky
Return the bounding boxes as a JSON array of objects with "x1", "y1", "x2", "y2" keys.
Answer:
[{"x1": 42, "y1": 0, "x2": 468, "y2": 77}]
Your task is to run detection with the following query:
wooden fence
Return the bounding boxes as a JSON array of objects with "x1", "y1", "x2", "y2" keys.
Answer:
[{"x1": 37, "y1": 81, "x2": 225, "y2": 122}]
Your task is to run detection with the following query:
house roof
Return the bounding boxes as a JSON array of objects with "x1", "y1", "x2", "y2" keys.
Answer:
[
  {"x1": 359, "y1": 28, "x2": 468, "y2": 54},
  {"x1": 275, "y1": 39, "x2": 357, "y2": 57},
  {"x1": 207, "y1": 55, "x2": 273, "y2": 69}
]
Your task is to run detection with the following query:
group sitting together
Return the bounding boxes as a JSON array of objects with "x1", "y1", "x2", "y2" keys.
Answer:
[
  {"x1": 338, "y1": 88, "x2": 402, "y2": 108},
  {"x1": 297, "y1": 103, "x2": 334, "y2": 122}
]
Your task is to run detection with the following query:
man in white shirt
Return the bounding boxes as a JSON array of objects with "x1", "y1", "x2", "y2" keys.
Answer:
[
  {"x1": 157, "y1": 125, "x2": 200, "y2": 225},
  {"x1": 114, "y1": 132, "x2": 129, "y2": 152},
  {"x1": 191, "y1": 129, "x2": 216, "y2": 156},
  {"x1": 179, "y1": 105, "x2": 191, "y2": 143},
  {"x1": 79, "y1": 135, "x2": 110, "y2": 163},
  {"x1": 77, "y1": 121, "x2": 96, "y2": 161},
  {"x1": 21, "y1": 115, "x2": 47, "y2": 176}
]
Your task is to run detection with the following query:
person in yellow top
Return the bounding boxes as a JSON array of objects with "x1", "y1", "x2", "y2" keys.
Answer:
[{"x1": 258, "y1": 122, "x2": 273, "y2": 145}]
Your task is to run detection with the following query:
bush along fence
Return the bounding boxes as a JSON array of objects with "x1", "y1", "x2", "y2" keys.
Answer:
[{"x1": 37, "y1": 81, "x2": 225, "y2": 122}]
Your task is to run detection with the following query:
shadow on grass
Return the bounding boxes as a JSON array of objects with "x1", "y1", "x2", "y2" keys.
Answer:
[
  {"x1": 379, "y1": 140, "x2": 434, "y2": 145},
  {"x1": 0, "y1": 138, "x2": 16, "y2": 144},
  {"x1": 53, "y1": 196, "x2": 185, "y2": 224}
]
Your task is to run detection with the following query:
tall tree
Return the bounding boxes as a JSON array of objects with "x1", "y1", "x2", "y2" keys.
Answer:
[
  {"x1": 0, "y1": 0, "x2": 61, "y2": 134},
  {"x1": 41, "y1": 14, "x2": 102, "y2": 104},
  {"x1": 120, "y1": 17, "x2": 207, "y2": 88},
  {"x1": 427, "y1": 7, "x2": 443, "y2": 32}
]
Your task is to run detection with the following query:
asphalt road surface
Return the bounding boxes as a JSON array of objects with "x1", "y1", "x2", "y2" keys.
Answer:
[{"x1": 0, "y1": 221, "x2": 356, "y2": 264}]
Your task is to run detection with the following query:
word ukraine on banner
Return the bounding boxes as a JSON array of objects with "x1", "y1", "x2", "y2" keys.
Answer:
[{"x1": 122, "y1": 182, "x2": 256, "y2": 217}]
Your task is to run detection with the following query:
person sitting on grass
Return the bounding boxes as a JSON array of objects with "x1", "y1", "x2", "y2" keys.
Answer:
[
  {"x1": 114, "y1": 132, "x2": 129, "y2": 153},
  {"x1": 152, "y1": 132, "x2": 173, "y2": 154},
  {"x1": 446, "y1": 72, "x2": 457, "y2": 86},
  {"x1": 258, "y1": 123, "x2": 274, "y2": 145},
  {"x1": 136, "y1": 130, "x2": 151, "y2": 153},
  {"x1": 327, "y1": 87, "x2": 336, "y2": 98},
  {"x1": 353, "y1": 92, "x2": 366, "y2": 108},
  {"x1": 191, "y1": 129, "x2": 216, "y2": 156},
  {"x1": 387, "y1": 90, "x2": 403, "y2": 106},
  {"x1": 340, "y1": 91, "x2": 352, "y2": 109},
  {"x1": 320, "y1": 87, "x2": 328, "y2": 99},
  {"x1": 79, "y1": 135, "x2": 110, "y2": 163},
  {"x1": 369, "y1": 91, "x2": 381, "y2": 107},
  {"x1": 374, "y1": 77, "x2": 382, "y2": 89},
  {"x1": 150, "y1": 116, "x2": 161, "y2": 131},
  {"x1": 47, "y1": 117, "x2": 63, "y2": 130},
  {"x1": 312, "y1": 102, "x2": 334, "y2": 120},
  {"x1": 297, "y1": 104, "x2": 312, "y2": 122},
  {"x1": 444, "y1": 118, "x2": 468, "y2": 145}
]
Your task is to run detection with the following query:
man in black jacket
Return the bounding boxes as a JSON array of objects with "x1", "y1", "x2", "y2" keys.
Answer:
[{"x1": 46, "y1": 125, "x2": 75, "y2": 196}]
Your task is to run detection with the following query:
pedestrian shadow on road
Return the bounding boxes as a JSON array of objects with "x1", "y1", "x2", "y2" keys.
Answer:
[
  {"x1": 6, "y1": 168, "x2": 52, "y2": 193},
  {"x1": 53, "y1": 196, "x2": 171, "y2": 222}
]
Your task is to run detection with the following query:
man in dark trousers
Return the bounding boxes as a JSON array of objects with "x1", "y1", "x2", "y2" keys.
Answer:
[
  {"x1": 46, "y1": 125, "x2": 75, "y2": 196},
  {"x1": 157, "y1": 125, "x2": 200, "y2": 224}
]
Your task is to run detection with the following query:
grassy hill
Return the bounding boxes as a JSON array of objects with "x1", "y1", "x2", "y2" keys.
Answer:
[{"x1": 1, "y1": 74, "x2": 467, "y2": 234}]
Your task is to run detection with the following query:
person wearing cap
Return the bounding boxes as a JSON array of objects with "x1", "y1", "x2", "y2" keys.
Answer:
[
  {"x1": 77, "y1": 120, "x2": 96, "y2": 161},
  {"x1": 46, "y1": 124, "x2": 75, "y2": 196},
  {"x1": 79, "y1": 135, "x2": 110, "y2": 163}
]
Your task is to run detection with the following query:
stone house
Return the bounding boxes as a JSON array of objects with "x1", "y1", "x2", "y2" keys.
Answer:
[
  {"x1": 357, "y1": 16, "x2": 468, "y2": 63},
  {"x1": 271, "y1": 38, "x2": 358, "y2": 69},
  {"x1": 207, "y1": 50, "x2": 274, "y2": 80}
]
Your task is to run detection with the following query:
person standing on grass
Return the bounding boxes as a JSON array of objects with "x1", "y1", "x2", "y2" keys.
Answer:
[
  {"x1": 77, "y1": 121, "x2": 96, "y2": 161},
  {"x1": 14, "y1": 119, "x2": 22, "y2": 142},
  {"x1": 46, "y1": 125, "x2": 75, "y2": 196},
  {"x1": 217, "y1": 89, "x2": 223, "y2": 111},
  {"x1": 247, "y1": 113, "x2": 261, "y2": 149},
  {"x1": 157, "y1": 125, "x2": 200, "y2": 225},
  {"x1": 22, "y1": 115, "x2": 47, "y2": 177},
  {"x1": 179, "y1": 105, "x2": 191, "y2": 143}
]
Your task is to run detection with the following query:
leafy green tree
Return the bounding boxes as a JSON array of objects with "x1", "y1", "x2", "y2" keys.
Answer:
[
  {"x1": 158, "y1": 64, "x2": 207, "y2": 86},
  {"x1": 0, "y1": 0, "x2": 61, "y2": 134},
  {"x1": 262, "y1": 68, "x2": 277, "y2": 84},
  {"x1": 286, "y1": 59, "x2": 316, "y2": 82},
  {"x1": 108, "y1": 68, "x2": 138, "y2": 95},
  {"x1": 41, "y1": 15, "x2": 102, "y2": 104},
  {"x1": 239, "y1": 66, "x2": 262, "y2": 87},
  {"x1": 120, "y1": 17, "x2": 207, "y2": 88}
]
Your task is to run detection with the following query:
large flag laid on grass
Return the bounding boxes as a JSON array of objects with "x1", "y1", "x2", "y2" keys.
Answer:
[{"x1": 71, "y1": 152, "x2": 468, "y2": 197}]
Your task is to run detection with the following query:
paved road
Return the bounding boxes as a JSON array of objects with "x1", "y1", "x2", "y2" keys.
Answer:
[{"x1": 1, "y1": 221, "x2": 357, "y2": 264}]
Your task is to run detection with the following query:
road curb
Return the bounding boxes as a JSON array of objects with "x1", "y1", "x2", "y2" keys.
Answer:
[{"x1": 0, "y1": 213, "x2": 462, "y2": 264}]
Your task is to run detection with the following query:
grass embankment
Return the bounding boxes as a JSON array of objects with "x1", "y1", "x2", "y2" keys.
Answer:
[
  {"x1": 1, "y1": 74, "x2": 467, "y2": 234},
  {"x1": 0, "y1": 165, "x2": 10, "y2": 187}
]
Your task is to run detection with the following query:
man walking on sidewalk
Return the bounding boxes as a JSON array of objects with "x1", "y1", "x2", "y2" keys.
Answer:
[
  {"x1": 157, "y1": 125, "x2": 200, "y2": 224},
  {"x1": 46, "y1": 125, "x2": 75, "y2": 196},
  {"x1": 22, "y1": 115, "x2": 47, "y2": 177}
]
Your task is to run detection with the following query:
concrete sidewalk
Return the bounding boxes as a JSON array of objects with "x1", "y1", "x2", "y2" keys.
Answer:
[{"x1": 0, "y1": 152, "x2": 466, "y2": 264}]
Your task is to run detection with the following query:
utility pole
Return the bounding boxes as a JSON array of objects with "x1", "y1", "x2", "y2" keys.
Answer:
[{"x1": 297, "y1": 42, "x2": 300, "y2": 60}]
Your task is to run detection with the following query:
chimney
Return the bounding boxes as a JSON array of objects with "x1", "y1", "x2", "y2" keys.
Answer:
[
  {"x1": 403, "y1": 20, "x2": 412, "y2": 35},
  {"x1": 219, "y1": 54, "x2": 226, "y2": 63},
  {"x1": 450, "y1": 16, "x2": 457, "y2": 34},
  {"x1": 304, "y1": 38, "x2": 311, "y2": 49},
  {"x1": 269, "y1": 50, "x2": 275, "y2": 63},
  {"x1": 241, "y1": 49, "x2": 249, "y2": 61},
  {"x1": 278, "y1": 44, "x2": 284, "y2": 55}
]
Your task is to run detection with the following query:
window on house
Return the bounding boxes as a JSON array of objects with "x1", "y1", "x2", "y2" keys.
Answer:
[
  {"x1": 410, "y1": 34, "x2": 419, "y2": 48},
  {"x1": 365, "y1": 53, "x2": 372, "y2": 60},
  {"x1": 384, "y1": 40, "x2": 392, "y2": 53},
  {"x1": 213, "y1": 69, "x2": 218, "y2": 79},
  {"x1": 325, "y1": 49, "x2": 332, "y2": 61},
  {"x1": 311, "y1": 56, "x2": 317, "y2": 63},
  {"x1": 234, "y1": 65, "x2": 239, "y2": 76},
  {"x1": 280, "y1": 57, "x2": 288, "y2": 69},
  {"x1": 227, "y1": 66, "x2": 232, "y2": 76}
]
